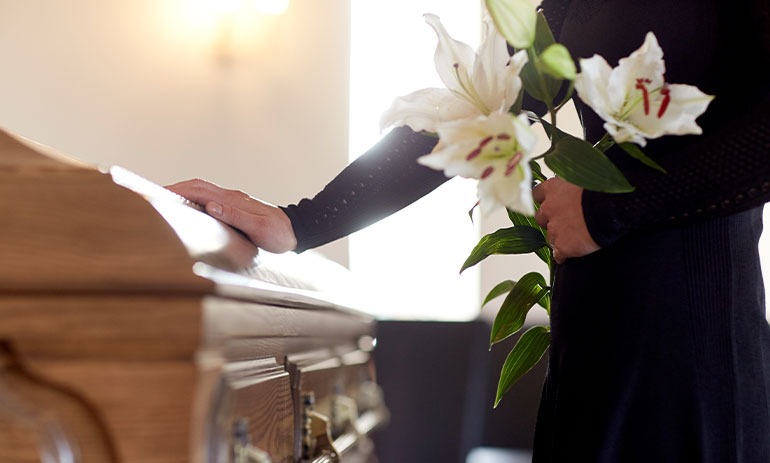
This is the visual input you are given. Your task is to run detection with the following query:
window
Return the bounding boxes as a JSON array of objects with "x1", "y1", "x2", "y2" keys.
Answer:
[{"x1": 348, "y1": 0, "x2": 482, "y2": 320}]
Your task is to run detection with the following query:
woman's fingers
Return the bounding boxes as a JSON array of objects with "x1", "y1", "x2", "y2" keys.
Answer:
[
  {"x1": 531, "y1": 177, "x2": 600, "y2": 263},
  {"x1": 206, "y1": 200, "x2": 248, "y2": 228},
  {"x1": 167, "y1": 178, "x2": 297, "y2": 253},
  {"x1": 167, "y1": 179, "x2": 246, "y2": 208}
]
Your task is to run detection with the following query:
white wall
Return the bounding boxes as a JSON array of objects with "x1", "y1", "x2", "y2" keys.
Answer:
[{"x1": 0, "y1": 0, "x2": 352, "y2": 264}]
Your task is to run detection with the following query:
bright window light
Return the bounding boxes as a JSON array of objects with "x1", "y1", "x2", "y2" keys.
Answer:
[{"x1": 349, "y1": 0, "x2": 482, "y2": 320}]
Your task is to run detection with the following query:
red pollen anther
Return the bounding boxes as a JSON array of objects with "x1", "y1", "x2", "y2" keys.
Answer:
[
  {"x1": 496, "y1": 133, "x2": 511, "y2": 140},
  {"x1": 481, "y1": 166, "x2": 494, "y2": 179},
  {"x1": 466, "y1": 148, "x2": 481, "y2": 161},
  {"x1": 505, "y1": 152, "x2": 523, "y2": 176},
  {"x1": 479, "y1": 135, "x2": 494, "y2": 147},
  {"x1": 635, "y1": 78, "x2": 651, "y2": 115},
  {"x1": 657, "y1": 87, "x2": 671, "y2": 118}
]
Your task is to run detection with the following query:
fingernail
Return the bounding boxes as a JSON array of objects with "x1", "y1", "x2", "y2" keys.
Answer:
[{"x1": 209, "y1": 203, "x2": 222, "y2": 216}]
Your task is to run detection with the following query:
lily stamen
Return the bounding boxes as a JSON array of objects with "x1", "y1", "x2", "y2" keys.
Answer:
[
  {"x1": 505, "y1": 152, "x2": 523, "y2": 176},
  {"x1": 635, "y1": 78, "x2": 652, "y2": 115},
  {"x1": 658, "y1": 87, "x2": 671, "y2": 118},
  {"x1": 452, "y1": 63, "x2": 491, "y2": 114}
]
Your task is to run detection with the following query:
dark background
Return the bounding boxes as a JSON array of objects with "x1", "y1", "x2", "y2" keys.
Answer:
[{"x1": 372, "y1": 320, "x2": 548, "y2": 463}]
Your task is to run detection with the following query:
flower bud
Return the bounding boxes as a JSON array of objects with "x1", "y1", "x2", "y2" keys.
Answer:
[
  {"x1": 538, "y1": 44, "x2": 576, "y2": 81},
  {"x1": 485, "y1": 0, "x2": 537, "y2": 49}
]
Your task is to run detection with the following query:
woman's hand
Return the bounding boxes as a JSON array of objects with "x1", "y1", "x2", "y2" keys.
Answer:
[
  {"x1": 532, "y1": 177, "x2": 600, "y2": 264},
  {"x1": 166, "y1": 179, "x2": 297, "y2": 253}
]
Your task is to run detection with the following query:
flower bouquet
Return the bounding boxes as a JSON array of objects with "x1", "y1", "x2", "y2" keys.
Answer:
[{"x1": 380, "y1": 0, "x2": 713, "y2": 406}]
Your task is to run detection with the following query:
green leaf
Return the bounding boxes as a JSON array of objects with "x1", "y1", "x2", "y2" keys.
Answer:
[
  {"x1": 461, "y1": 226, "x2": 548, "y2": 273},
  {"x1": 490, "y1": 272, "x2": 547, "y2": 346},
  {"x1": 495, "y1": 325, "x2": 550, "y2": 407},
  {"x1": 520, "y1": 13, "x2": 562, "y2": 103},
  {"x1": 537, "y1": 291, "x2": 551, "y2": 315},
  {"x1": 481, "y1": 280, "x2": 516, "y2": 309},
  {"x1": 545, "y1": 134, "x2": 635, "y2": 193},
  {"x1": 485, "y1": 0, "x2": 537, "y2": 49},
  {"x1": 535, "y1": 115, "x2": 570, "y2": 145},
  {"x1": 468, "y1": 201, "x2": 480, "y2": 223},
  {"x1": 529, "y1": 159, "x2": 547, "y2": 182},
  {"x1": 619, "y1": 142, "x2": 668, "y2": 173},
  {"x1": 506, "y1": 208, "x2": 541, "y2": 232},
  {"x1": 507, "y1": 207, "x2": 551, "y2": 265},
  {"x1": 538, "y1": 44, "x2": 576, "y2": 80},
  {"x1": 532, "y1": 10, "x2": 556, "y2": 52}
]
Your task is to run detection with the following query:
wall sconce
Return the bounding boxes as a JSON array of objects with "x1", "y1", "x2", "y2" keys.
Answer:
[
  {"x1": 188, "y1": 0, "x2": 290, "y2": 63},
  {"x1": 197, "y1": 0, "x2": 289, "y2": 15},
  {"x1": 253, "y1": 0, "x2": 290, "y2": 15}
]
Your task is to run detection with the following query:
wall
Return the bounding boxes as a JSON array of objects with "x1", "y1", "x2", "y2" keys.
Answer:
[{"x1": 0, "y1": 0, "x2": 351, "y2": 264}]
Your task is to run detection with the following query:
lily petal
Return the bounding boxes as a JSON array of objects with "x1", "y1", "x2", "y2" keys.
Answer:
[
  {"x1": 379, "y1": 88, "x2": 477, "y2": 133},
  {"x1": 609, "y1": 31, "x2": 665, "y2": 110},
  {"x1": 425, "y1": 14, "x2": 477, "y2": 98},
  {"x1": 473, "y1": 20, "x2": 514, "y2": 112},
  {"x1": 575, "y1": 55, "x2": 615, "y2": 122},
  {"x1": 576, "y1": 31, "x2": 713, "y2": 147},
  {"x1": 418, "y1": 111, "x2": 536, "y2": 215},
  {"x1": 626, "y1": 83, "x2": 715, "y2": 139},
  {"x1": 478, "y1": 162, "x2": 534, "y2": 216}
]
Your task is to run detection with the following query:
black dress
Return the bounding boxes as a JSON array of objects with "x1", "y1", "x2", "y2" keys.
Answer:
[{"x1": 281, "y1": 0, "x2": 770, "y2": 460}]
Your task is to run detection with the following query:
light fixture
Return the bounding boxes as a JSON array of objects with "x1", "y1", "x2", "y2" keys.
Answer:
[
  {"x1": 189, "y1": 0, "x2": 289, "y2": 17},
  {"x1": 253, "y1": 0, "x2": 289, "y2": 15}
]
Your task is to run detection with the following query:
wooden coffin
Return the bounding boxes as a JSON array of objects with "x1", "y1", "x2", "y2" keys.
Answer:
[{"x1": 0, "y1": 128, "x2": 386, "y2": 463}]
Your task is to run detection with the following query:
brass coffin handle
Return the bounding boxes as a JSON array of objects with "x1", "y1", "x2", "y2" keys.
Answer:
[{"x1": 304, "y1": 385, "x2": 389, "y2": 463}]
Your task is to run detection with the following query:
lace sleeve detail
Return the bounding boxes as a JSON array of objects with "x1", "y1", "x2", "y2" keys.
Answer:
[
  {"x1": 582, "y1": 101, "x2": 770, "y2": 248},
  {"x1": 281, "y1": 127, "x2": 446, "y2": 252}
]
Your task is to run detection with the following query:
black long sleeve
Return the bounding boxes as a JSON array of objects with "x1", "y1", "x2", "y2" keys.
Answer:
[{"x1": 281, "y1": 127, "x2": 446, "y2": 252}]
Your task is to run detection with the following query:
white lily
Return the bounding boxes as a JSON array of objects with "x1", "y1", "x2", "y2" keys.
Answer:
[
  {"x1": 575, "y1": 32, "x2": 714, "y2": 147},
  {"x1": 380, "y1": 13, "x2": 528, "y2": 133},
  {"x1": 418, "y1": 111, "x2": 538, "y2": 215}
]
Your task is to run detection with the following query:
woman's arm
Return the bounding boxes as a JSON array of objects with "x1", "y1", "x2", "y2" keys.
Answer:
[
  {"x1": 281, "y1": 127, "x2": 446, "y2": 252},
  {"x1": 168, "y1": 127, "x2": 447, "y2": 253}
]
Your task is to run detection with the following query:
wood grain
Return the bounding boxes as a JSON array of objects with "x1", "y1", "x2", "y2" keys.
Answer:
[
  {"x1": 218, "y1": 357, "x2": 295, "y2": 463},
  {"x1": 0, "y1": 127, "x2": 382, "y2": 462},
  {"x1": 0, "y1": 171, "x2": 211, "y2": 294},
  {"x1": 0, "y1": 296, "x2": 203, "y2": 360},
  {"x1": 0, "y1": 345, "x2": 115, "y2": 463},
  {"x1": 203, "y1": 297, "x2": 375, "y2": 345}
]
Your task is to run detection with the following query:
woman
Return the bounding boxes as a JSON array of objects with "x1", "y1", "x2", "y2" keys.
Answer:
[{"x1": 169, "y1": 0, "x2": 770, "y2": 460}]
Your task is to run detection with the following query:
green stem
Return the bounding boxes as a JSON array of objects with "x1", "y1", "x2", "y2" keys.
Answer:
[
  {"x1": 527, "y1": 47, "x2": 556, "y2": 141},
  {"x1": 593, "y1": 132, "x2": 615, "y2": 152},
  {"x1": 549, "y1": 108, "x2": 557, "y2": 139},
  {"x1": 554, "y1": 80, "x2": 575, "y2": 113}
]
